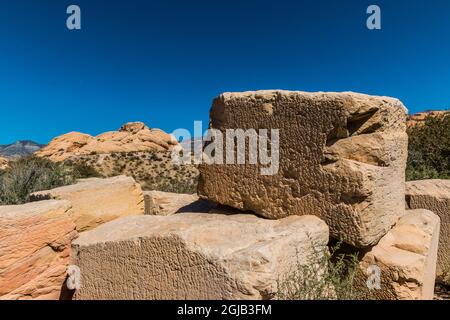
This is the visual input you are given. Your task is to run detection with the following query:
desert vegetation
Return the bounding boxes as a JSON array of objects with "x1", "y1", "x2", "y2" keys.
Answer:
[
  {"x1": 407, "y1": 112, "x2": 450, "y2": 180},
  {"x1": 276, "y1": 241, "x2": 362, "y2": 300},
  {"x1": 64, "y1": 151, "x2": 199, "y2": 194},
  {"x1": 0, "y1": 156, "x2": 98, "y2": 205}
]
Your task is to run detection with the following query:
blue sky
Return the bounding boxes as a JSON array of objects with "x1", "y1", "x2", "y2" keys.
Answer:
[{"x1": 0, "y1": 0, "x2": 449, "y2": 144}]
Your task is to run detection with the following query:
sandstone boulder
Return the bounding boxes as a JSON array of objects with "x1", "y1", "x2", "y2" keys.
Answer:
[
  {"x1": 198, "y1": 90, "x2": 408, "y2": 247},
  {"x1": 35, "y1": 122, "x2": 179, "y2": 162},
  {"x1": 0, "y1": 200, "x2": 77, "y2": 300},
  {"x1": 71, "y1": 213, "x2": 328, "y2": 300},
  {"x1": 0, "y1": 156, "x2": 8, "y2": 170},
  {"x1": 31, "y1": 176, "x2": 144, "y2": 232},
  {"x1": 406, "y1": 180, "x2": 450, "y2": 276},
  {"x1": 358, "y1": 209, "x2": 440, "y2": 300},
  {"x1": 143, "y1": 191, "x2": 216, "y2": 215}
]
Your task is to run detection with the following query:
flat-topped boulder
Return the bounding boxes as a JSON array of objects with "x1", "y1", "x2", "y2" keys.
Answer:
[
  {"x1": 31, "y1": 176, "x2": 144, "y2": 232},
  {"x1": 0, "y1": 200, "x2": 77, "y2": 300},
  {"x1": 406, "y1": 180, "x2": 450, "y2": 277},
  {"x1": 143, "y1": 191, "x2": 216, "y2": 215},
  {"x1": 358, "y1": 209, "x2": 440, "y2": 300},
  {"x1": 198, "y1": 90, "x2": 408, "y2": 247},
  {"x1": 71, "y1": 213, "x2": 328, "y2": 300}
]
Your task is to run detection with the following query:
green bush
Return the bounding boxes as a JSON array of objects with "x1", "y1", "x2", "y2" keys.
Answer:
[
  {"x1": 0, "y1": 156, "x2": 99, "y2": 205},
  {"x1": 276, "y1": 240, "x2": 361, "y2": 300},
  {"x1": 407, "y1": 114, "x2": 450, "y2": 180}
]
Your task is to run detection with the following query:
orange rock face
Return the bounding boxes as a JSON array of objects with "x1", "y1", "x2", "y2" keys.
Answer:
[
  {"x1": 36, "y1": 122, "x2": 178, "y2": 162},
  {"x1": 0, "y1": 200, "x2": 77, "y2": 300},
  {"x1": 407, "y1": 111, "x2": 448, "y2": 128}
]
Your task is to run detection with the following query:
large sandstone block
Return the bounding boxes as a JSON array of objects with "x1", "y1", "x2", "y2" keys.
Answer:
[
  {"x1": 71, "y1": 213, "x2": 328, "y2": 300},
  {"x1": 31, "y1": 176, "x2": 144, "y2": 232},
  {"x1": 406, "y1": 180, "x2": 450, "y2": 276},
  {"x1": 143, "y1": 191, "x2": 216, "y2": 215},
  {"x1": 0, "y1": 200, "x2": 77, "y2": 300},
  {"x1": 358, "y1": 209, "x2": 440, "y2": 300},
  {"x1": 198, "y1": 91, "x2": 408, "y2": 247}
]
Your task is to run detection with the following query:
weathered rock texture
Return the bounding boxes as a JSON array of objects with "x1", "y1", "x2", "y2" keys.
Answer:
[
  {"x1": 406, "y1": 180, "x2": 450, "y2": 276},
  {"x1": 31, "y1": 176, "x2": 144, "y2": 232},
  {"x1": 36, "y1": 122, "x2": 179, "y2": 162},
  {"x1": 198, "y1": 90, "x2": 408, "y2": 247},
  {"x1": 358, "y1": 209, "x2": 440, "y2": 300},
  {"x1": 143, "y1": 191, "x2": 215, "y2": 215},
  {"x1": 72, "y1": 213, "x2": 328, "y2": 300},
  {"x1": 0, "y1": 156, "x2": 8, "y2": 170},
  {"x1": 0, "y1": 200, "x2": 77, "y2": 300}
]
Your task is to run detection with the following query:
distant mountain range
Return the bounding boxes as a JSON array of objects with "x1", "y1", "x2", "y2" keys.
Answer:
[{"x1": 0, "y1": 141, "x2": 46, "y2": 158}]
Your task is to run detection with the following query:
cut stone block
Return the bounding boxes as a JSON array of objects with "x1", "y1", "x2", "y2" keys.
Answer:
[
  {"x1": 71, "y1": 213, "x2": 328, "y2": 300},
  {"x1": 358, "y1": 209, "x2": 440, "y2": 300},
  {"x1": 143, "y1": 191, "x2": 216, "y2": 215},
  {"x1": 31, "y1": 176, "x2": 144, "y2": 232},
  {"x1": 198, "y1": 90, "x2": 408, "y2": 247},
  {"x1": 406, "y1": 180, "x2": 450, "y2": 276},
  {"x1": 0, "y1": 200, "x2": 77, "y2": 300}
]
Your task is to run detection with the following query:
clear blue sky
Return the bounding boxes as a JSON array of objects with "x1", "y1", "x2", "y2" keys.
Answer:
[{"x1": 1, "y1": 0, "x2": 449, "y2": 144}]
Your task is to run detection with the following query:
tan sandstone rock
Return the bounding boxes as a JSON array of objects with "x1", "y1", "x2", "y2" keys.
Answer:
[
  {"x1": 198, "y1": 90, "x2": 408, "y2": 247},
  {"x1": 36, "y1": 122, "x2": 179, "y2": 162},
  {"x1": 407, "y1": 111, "x2": 448, "y2": 128},
  {"x1": 31, "y1": 176, "x2": 144, "y2": 232},
  {"x1": 143, "y1": 191, "x2": 216, "y2": 215},
  {"x1": 406, "y1": 180, "x2": 450, "y2": 276},
  {"x1": 0, "y1": 200, "x2": 77, "y2": 300},
  {"x1": 71, "y1": 213, "x2": 328, "y2": 300},
  {"x1": 0, "y1": 156, "x2": 8, "y2": 170},
  {"x1": 358, "y1": 209, "x2": 440, "y2": 300}
]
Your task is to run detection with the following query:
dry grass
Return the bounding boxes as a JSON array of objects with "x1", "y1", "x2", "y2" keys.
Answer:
[
  {"x1": 64, "y1": 151, "x2": 199, "y2": 194},
  {"x1": 276, "y1": 240, "x2": 362, "y2": 300}
]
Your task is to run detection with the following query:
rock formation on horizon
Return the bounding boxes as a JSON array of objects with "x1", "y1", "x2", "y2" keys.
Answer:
[
  {"x1": 407, "y1": 110, "x2": 448, "y2": 127},
  {"x1": 35, "y1": 122, "x2": 179, "y2": 162},
  {"x1": 0, "y1": 141, "x2": 45, "y2": 159}
]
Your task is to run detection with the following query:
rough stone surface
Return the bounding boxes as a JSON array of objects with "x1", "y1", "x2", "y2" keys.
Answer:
[
  {"x1": 358, "y1": 209, "x2": 440, "y2": 300},
  {"x1": 143, "y1": 191, "x2": 216, "y2": 215},
  {"x1": 406, "y1": 180, "x2": 450, "y2": 276},
  {"x1": 198, "y1": 90, "x2": 408, "y2": 247},
  {"x1": 31, "y1": 176, "x2": 144, "y2": 232},
  {"x1": 72, "y1": 213, "x2": 329, "y2": 300},
  {"x1": 0, "y1": 200, "x2": 77, "y2": 300},
  {"x1": 0, "y1": 156, "x2": 8, "y2": 170},
  {"x1": 35, "y1": 122, "x2": 179, "y2": 162}
]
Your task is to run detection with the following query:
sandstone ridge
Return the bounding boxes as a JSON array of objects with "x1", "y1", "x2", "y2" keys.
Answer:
[{"x1": 36, "y1": 122, "x2": 179, "y2": 162}]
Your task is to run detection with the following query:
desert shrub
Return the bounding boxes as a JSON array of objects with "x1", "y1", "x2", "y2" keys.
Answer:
[
  {"x1": 443, "y1": 267, "x2": 450, "y2": 287},
  {"x1": 276, "y1": 240, "x2": 361, "y2": 300},
  {"x1": 143, "y1": 174, "x2": 198, "y2": 194},
  {"x1": 70, "y1": 163, "x2": 101, "y2": 179},
  {"x1": 0, "y1": 156, "x2": 78, "y2": 205},
  {"x1": 407, "y1": 114, "x2": 450, "y2": 180}
]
